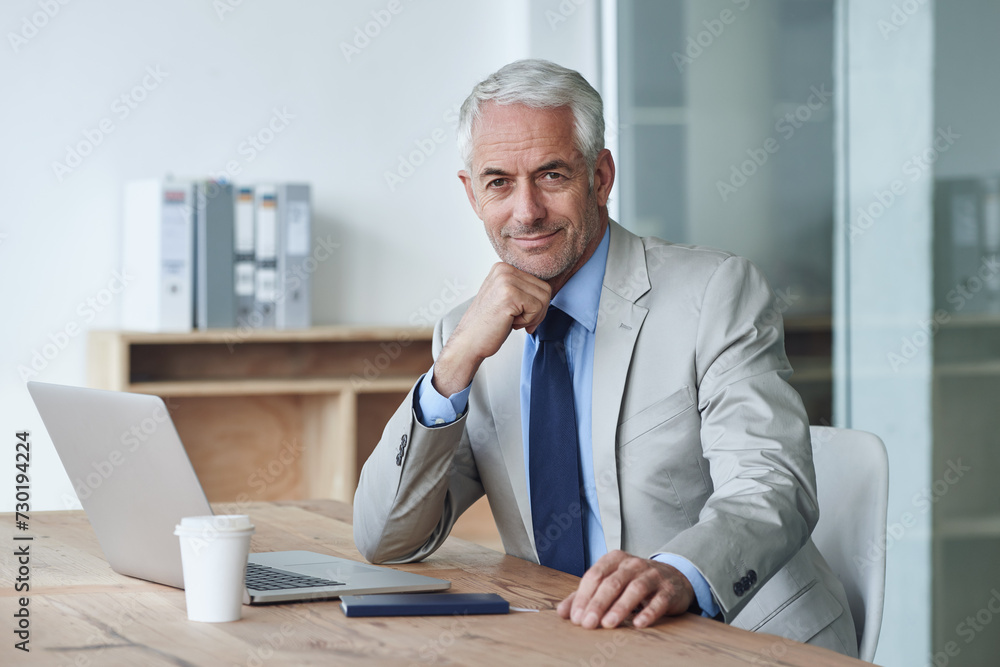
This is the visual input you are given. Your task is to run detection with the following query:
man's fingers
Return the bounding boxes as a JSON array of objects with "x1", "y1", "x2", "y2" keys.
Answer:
[
  {"x1": 565, "y1": 555, "x2": 694, "y2": 630},
  {"x1": 556, "y1": 591, "x2": 575, "y2": 619},
  {"x1": 579, "y1": 574, "x2": 630, "y2": 628},
  {"x1": 510, "y1": 298, "x2": 549, "y2": 332},
  {"x1": 442, "y1": 262, "x2": 552, "y2": 385},
  {"x1": 593, "y1": 568, "x2": 655, "y2": 629},
  {"x1": 569, "y1": 551, "x2": 628, "y2": 624},
  {"x1": 486, "y1": 263, "x2": 551, "y2": 332},
  {"x1": 632, "y1": 590, "x2": 671, "y2": 628}
]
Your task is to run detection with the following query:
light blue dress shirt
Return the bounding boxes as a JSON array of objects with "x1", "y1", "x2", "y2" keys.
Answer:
[{"x1": 415, "y1": 226, "x2": 718, "y2": 618}]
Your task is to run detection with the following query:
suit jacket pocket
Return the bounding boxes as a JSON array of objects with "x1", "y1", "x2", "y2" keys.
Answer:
[
  {"x1": 618, "y1": 385, "x2": 696, "y2": 447},
  {"x1": 749, "y1": 580, "x2": 845, "y2": 644}
]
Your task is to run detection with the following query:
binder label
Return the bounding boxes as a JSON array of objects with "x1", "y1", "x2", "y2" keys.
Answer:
[
  {"x1": 256, "y1": 268, "x2": 277, "y2": 302},
  {"x1": 235, "y1": 263, "x2": 254, "y2": 296},
  {"x1": 161, "y1": 193, "x2": 191, "y2": 277},
  {"x1": 286, "y1": 201, "x2": 310, "y2": 255},
  {"x1": 256, "y1": 195, "x2": 277, "y2": 259},
  {"x1": 236, "y1": 189, "x2": 255, "y2": 252}
]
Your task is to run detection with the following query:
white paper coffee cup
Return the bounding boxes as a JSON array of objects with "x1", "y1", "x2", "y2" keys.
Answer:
[{"x1": 174, "y1": 514, "x2": 255, "y2": 622}]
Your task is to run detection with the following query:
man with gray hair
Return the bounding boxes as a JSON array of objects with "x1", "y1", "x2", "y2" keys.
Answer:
[{"x1": 354, "y1": 59, "x2": 857, "y2": 657}]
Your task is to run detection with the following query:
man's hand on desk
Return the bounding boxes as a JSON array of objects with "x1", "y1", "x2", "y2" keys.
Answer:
[
  {"x1": 433, "y1": 262, "x2": 551, "y2": 397},
  {"x1": 556, "y1": 550, "x2": 695, "y2": 629}
]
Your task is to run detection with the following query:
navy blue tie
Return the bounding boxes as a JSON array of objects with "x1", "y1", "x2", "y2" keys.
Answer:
[{"x1": 529, "y1": 306, "x2": 586, "y2": 577}]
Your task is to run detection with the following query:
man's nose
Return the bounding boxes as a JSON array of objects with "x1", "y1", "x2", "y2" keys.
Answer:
[{"x1": 512, "y1": 181, "x2": 546, "y2": 225}]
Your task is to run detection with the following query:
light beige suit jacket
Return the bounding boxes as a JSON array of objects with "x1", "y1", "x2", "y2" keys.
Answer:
[{"x1": 354, "y1": 221, "x2": 857, "y2": 655}]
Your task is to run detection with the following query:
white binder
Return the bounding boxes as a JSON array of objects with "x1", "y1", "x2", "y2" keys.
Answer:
[
  {"x1": 121, "y1": 180, "x2": 194, "y2": 332},
  {"x1": 253, "y1": 184, "x2": 278, "y2": 328}
]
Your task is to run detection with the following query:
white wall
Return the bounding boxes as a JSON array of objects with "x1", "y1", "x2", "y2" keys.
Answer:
[{"x1": 0, "y1": 0, "x2": 601, "y2": 511}]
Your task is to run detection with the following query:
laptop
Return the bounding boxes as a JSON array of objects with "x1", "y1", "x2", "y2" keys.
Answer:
[{"x1": 27, "y1": 381, "x2": 450, "y2": 604}]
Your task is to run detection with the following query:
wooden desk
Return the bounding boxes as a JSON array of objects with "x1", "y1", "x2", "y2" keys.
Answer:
[{"x1": 0, "y1": 501, "x2": 863, "y2": 666}]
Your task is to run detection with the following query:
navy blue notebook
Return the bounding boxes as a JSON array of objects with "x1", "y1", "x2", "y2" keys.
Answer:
[{"x1": 339, "y1": 593, "x2": 509, "y2": 617}]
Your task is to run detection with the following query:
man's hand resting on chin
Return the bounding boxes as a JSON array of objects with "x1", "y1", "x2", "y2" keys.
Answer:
[{"x1": 556, "y1": 550, "x2": 695, "y2": 629}]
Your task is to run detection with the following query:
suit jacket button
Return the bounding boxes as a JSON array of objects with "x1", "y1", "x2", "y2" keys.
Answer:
[
  {"x1": 734, "y1": 582, "x2": 744, "y2": 596},
  {"x1": 748, "y1": 570, "x2": 757, "y2": 585}
]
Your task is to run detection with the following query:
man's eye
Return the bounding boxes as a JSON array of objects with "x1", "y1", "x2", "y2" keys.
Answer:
[
  {"x1": 542, "y1": 172, "x2": 563, "y2": 180},
  {"x1": 488, "y1": 178, "x2": 507, "y2": 188}
]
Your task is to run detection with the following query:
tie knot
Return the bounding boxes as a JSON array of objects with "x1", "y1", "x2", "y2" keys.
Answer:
[{"x1": 536, "y1": 307, "x2": 574, "y2": 341}]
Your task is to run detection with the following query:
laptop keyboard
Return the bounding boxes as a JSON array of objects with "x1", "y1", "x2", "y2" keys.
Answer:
[{"x1": 245, "y1": 562, "x2": 345, "y2": 591}]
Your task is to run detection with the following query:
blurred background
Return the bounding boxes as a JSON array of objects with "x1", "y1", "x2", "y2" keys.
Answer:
[{"x1": 2, "y1": 1, "x2": 998, "y2": 664}]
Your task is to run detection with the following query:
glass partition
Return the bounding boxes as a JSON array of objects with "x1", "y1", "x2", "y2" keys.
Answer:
[
  {"x1": 617, "y1": 0, "x2": 836, "y2": 424},
  {"x1": 932, "y1": 1, "x2": 1000, "y2": 664}
]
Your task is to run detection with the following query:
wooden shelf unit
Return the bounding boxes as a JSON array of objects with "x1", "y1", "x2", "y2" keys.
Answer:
[{"x1": 87, "y1": 327, "x2": 433, "y2": 505}]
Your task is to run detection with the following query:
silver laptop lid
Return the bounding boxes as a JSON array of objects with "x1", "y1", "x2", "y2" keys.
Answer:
[{"x1": 27, "y1": 381, "x2": 210, "y2": 588}]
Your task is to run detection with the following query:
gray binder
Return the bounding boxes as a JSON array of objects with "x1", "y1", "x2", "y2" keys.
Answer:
[
  {"x1": 194, "y1": 181, "x2": 236, "y2": 328},
  {"x1": 276, "y1": 183, "x2": 312, "y2": 329}
]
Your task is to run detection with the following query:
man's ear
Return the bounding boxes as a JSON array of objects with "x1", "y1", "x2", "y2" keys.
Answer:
[
  {"x1": 592, "y1": 149, "x2": 616, "y2": 208},
  {"x1": 458, "y1": 170, "x2": 482, "y2": 217}
]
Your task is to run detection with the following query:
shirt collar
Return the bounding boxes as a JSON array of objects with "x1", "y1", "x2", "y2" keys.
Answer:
[{"x1": 550, "y1": 225, "x2": 610, "y2": 334}]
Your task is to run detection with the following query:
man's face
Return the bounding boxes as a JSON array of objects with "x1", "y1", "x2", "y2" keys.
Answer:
[{"x1": 459, "y1": 103, "x2": 613, "y2": 287}]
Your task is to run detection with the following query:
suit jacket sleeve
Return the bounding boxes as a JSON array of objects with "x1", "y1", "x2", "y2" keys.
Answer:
[
  {"x1": 656, "y1": 255, "x2": 818, "y2": 621},
  {"x1": 352, "y1": 317, "x2": 485, "y2": 564}
]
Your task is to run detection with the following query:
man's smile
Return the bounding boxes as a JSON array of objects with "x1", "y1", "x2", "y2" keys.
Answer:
[{"x1": 509, "y1": 229, "x2": 563, "y2": 250}]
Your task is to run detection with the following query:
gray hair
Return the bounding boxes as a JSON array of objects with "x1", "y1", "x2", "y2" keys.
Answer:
[{"x1": 457, "y1": 59, "x2": 605, "y2": 175}]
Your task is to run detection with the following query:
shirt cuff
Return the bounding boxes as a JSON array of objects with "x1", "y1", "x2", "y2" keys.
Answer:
[
  {"x1": 414, "y1": 367, "x2": 471, "y2": 427},
  {"x1": 651, "y1": 553, "x2": 720, "y2": 619}
]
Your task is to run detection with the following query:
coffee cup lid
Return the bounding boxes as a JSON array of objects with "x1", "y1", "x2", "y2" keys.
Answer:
[{"x1": 175, "y1": 514, "x2": 254, "y2": 533}]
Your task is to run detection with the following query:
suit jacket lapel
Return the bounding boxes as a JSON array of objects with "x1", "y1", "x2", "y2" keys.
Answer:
[
  {"x1": 592, "y1": 221, "x2": 650, "y2": 552},
  {"x1": 484, "y1": 328, "x2": 535, "y2": 548}
]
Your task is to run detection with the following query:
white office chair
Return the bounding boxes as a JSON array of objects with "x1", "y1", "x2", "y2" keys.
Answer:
[{"x1": 809, "y1": 426, "x2": 889, "y2": 663}]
